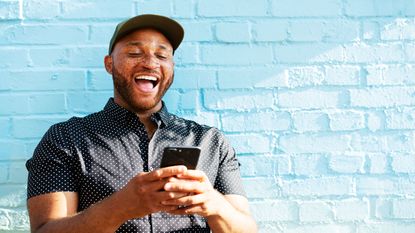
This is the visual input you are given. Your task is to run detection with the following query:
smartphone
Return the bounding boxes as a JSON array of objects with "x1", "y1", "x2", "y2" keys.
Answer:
[{"x1": 160, "y1": 146, "x2": 201, "y2": 169}]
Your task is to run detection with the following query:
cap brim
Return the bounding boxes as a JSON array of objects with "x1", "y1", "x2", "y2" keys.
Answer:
[{"x1": 109, "y1": 14, "x2": 184, "y2": 54}]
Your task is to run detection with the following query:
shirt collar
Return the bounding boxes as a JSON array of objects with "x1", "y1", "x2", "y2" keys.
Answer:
[{"x1": 103, "y1": 98, "x2": 172, "y2": 127}]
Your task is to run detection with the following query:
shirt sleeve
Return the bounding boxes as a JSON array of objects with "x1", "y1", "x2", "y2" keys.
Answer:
[
  {"x1": 26, "y1": 123, "x2": 79, "y2": 199},
  {"x1": 213, "y1": 131, "x2": 246, "y2": 197}
]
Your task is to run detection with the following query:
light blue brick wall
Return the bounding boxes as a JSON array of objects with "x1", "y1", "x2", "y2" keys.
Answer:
[{"x1": 1, "y1": 0, "x2": 415, "y2": 232}]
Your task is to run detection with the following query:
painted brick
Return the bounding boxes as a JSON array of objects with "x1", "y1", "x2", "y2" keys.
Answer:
[
  {"x1": 177, "y1": 112, "x2": 219, "y2": 129},
  {"x1": 11, "y1": 117, "x2": 69, "y2": 139},
  {"x1": 287, "y1": 66, "x2": 324, "y2": 88},
  {"x1": 180, "y1": 90, "x2": 199, "y2": 110},
  {"x1": 329, "y1": 111, "x2": 365, "y2": 131},
  {"x1": 218, "y1": 67, "x2": 288, "y2": 89},
  {"x1": 292, "y1": 111, "x2": 329, "y2": 133},
  {"x1": 0, "y1": 118, "x2": 10, "y2": 138},
  {"x1": 0, "y1": 163, "x2": 8, "y2": 183},
  {"x1": 293, "y1": 154, "x2": 327, "y2": 177},
  {"x1": 393, "y1": 199, "x2": 415, "y2": 219},
  {"x1": 0, "y1": 185, "x2": 26, "y2": 207},
  {"x1": 221, "y1": 111, "x2": 291, "y2": 132},
  {"x1": 350, "y1": 87, "x2": 415, "y2": 108},
  {"x1": 215, "y1": 22, "x2": 250, "y2": 43},
  {"x1": 204, "y1": 90, "x2": 274, "y2": 111},
  {"x1": 345, "y1": 0, "x2": 407, "y2": 17},
  {"x1": 68, "y1": 47, "x2": 107, "y2": 68},
  {"x1": 67, "y1": 92, "x2": 112, "y2": 113},
  {"x1": 285, "y1": 224, "x2": 352, "y2": 233},
  {"x1": 61, "y1": 0, "x2": 133, "y2": 19},
  {"x1": 242, "y1": 178, "x2": 279, "y2": 199},
  {"x1": 172, "y1": 0, "x2": 194, "y2": 18},
  {"x1": 28, "y1": 93, "x2": 67, "y2": 114},
  {"x1": 238, "y1": 155, "x2": 274, "y2": 177},
  {"x1": 8, "y1": 208, "x2": 29, "y2": 230},
  {"x1": 172, "y1": 68, "x2": 216, "y2": 89},
  {"x1": 163, "y1": 90, "x2": 180, "y2": 114},
  {"x1": 87, "y1": 70, "x2": 113, "y2": 91},
  {"x1": 137, "y1": 0, "x2": 173, "y2": 16},
  {"x1": 275, "y1": 154, "x2": 291, "y2": 175},
  {"x1": 299, "y1": 201, "x2": 333, "y2": 222},
  {"x1": 0, "y1": 141, "x2": 27, "y2": 160},
  {"x1": 271, "y1": 0, "x2": 342, "y2": 17},
  {"x1": 386, "y1": 107, "x2": 415, "y2": 130},
  {"x1": 334, "y1": 199, "x2": 369, "y2": 221},
  {"x1": 89, "y1": 24, "x2": 116, "y2": 45},
  {"x1": 251, "y1": 201, "x2": 297, "y2": 222},
  {"x1": 1, "y1": 71, "x2": 86, "y2": 91},
  {"x1": 367, "y1": 111, "x2": 386, "y2": 132},
  {"x1": 0, "y1": 48, "x2": 29, "y2": 69},
  {"x1": 29, "y1": 48, "x2": 70, "y2": 67},
  {"x1": 0, "y1": 0, "x2": 19, "y2": 20},
  {"x1": 366, "y1": 65, "x2": 415, "y2": 86},
  {"x1": 357, "y1": 223, "x2": 415, "y2": 233},
  {"x1": 343, "y1": 43, "x2": 404, "y2": 63},
  {"x1": 391, "y1": 153, "x2": 415, "y2": 173},
  {"x1": 0, "y1": 94, "x2": 29, "y2": 116},
  {"x1": 201, "y1": 44, "x2": 273, "y2": 65},
  {"x1": 325, "y1": 65, "x2": 360, "y2": 86},
  {"x1": 363, "y1": 21, "x2": 380, "y2": 41},
  {"x1": 198, "y1": 0, "x2": 268, "y2": 17},
  {"x1": 375, "y1": 198, "x2": 393, "y2": 219},
  {"x1": 351, "y1": 134, "x2": 387, "y2": 152},
  {"x1": 0, "y1": 208, "x2": 10, "y2": 229},
  {"x1": 404, "y1": 43, "x2": 415, "y2": 61},
  {"x1": 8, "y1": 162, "x2": 27, "y2": 184},
  {"x1": 356, "y1": 177, "x2": 415, "y2": 196},
  {"x1": 289, "y1": 20, "x2": 359, "y2": 42},
  {"x1": 368, "y1": 153, "x2": 388, "y2": 174},
  {"x1": 329, "y1": 154, "x2": 365, "y2": 174},
  {"x1": 281, "y1": 177, "x2": 353, "y2": 196},
  {"x1": 380, "y1": 18, "x2": 415, "y2": 40},
  {"x1": 252, "y1": 20, "x2": 288, "y2": 42},
  {"x1": 274, "y1": 43, "x2": 344, "y2": 63},
  {"x1": 278, "y1": 89, "x2": 344, "y2": 110},
  {"x1": 174, "y1": 43, "x2": 199, "y2": 64},
  {"x1": 179, "y1": 22, "x2": 213, "y2": 42},
  {"x1": 227, "y1": 134, "x2": 271, "y2": 154},
  {"x1": 0, "y1": 25, "x2": 88, "y2": 45},
  {"x1": 23, "y1": 0, "x2": 60, "y2": 19},
  {"x1": 280, "y1": 133, "x2": 351, "y2": 154}
]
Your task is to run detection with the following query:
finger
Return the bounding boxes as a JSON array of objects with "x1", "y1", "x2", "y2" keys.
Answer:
[
  {"x1": 162, "y1": 193, "x2": 206, "y2": 206},
  {"x1": 161, "y1": 191, "x2": 190, "y2": 200},
  {"x1": 166, "y1": 204, "x2": 204, "y2": 215},
  {"x1": 176, "y1": 170, "x2": 208, "y2": 182},
  {"x1": 140, "y1": 166, "x2": 187, "y2": 181}
]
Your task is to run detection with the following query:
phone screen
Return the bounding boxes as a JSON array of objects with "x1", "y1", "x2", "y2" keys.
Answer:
[{"x1": 160, "y1": 146, "x2": 201, "y2": 169}]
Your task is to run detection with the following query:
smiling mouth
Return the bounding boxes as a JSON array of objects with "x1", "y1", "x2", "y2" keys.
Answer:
[{"x1": 134, "y1": 75, "x2": 159, "y2": 92}]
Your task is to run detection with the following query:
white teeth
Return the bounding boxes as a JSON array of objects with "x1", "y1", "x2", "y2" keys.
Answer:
[{"x1": 135, "y1": 75, "x2": 157, "y2": 81}]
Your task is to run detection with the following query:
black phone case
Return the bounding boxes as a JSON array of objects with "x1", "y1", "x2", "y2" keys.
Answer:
[{"x1": 160, "y1": 146, "x2": 201, "y2": 169}]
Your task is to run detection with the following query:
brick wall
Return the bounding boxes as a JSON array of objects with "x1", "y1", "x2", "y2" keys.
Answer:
[{"x1": 1, "y1": 0, "x2": 415, "y2": 232}]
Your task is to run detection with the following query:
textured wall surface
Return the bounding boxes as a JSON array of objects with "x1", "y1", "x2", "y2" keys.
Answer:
[{"x1": 1, "y1": 0, "x2": 415, "y2": 232}]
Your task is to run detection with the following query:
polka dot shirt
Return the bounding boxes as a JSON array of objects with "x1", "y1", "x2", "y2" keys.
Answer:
[{"x1": 26, "y1": 98, "x2": 245, "y2": 232}]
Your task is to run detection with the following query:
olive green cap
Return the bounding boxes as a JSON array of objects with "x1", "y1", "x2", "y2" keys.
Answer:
[{"x1": 108, "y1": 14, "x2": 184, "y2": 54}]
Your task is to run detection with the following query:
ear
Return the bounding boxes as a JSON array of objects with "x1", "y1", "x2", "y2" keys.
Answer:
[{"x1": 104, "y1": 55, "x2": 113, "y2": 75}]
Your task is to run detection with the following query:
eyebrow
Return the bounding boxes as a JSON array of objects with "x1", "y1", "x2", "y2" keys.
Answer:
[{"x1": 126, "y1": 41, "x2": 172, "y2": 52}]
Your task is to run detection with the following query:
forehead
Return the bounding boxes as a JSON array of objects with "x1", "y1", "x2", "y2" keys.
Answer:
[{"x1": 116, "y1": 28, "x2": 173, "y2": 51}]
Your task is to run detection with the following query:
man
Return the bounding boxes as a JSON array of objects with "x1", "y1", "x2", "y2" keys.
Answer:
[{"x1": 26, "y1": 14, "x2": 257, "y2": 233}]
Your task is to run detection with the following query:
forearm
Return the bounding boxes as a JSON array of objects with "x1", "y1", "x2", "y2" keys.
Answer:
[
  {"x1": 34, "y1": 192, "x2": 128, "y2": 233},
  {"x1": 207, "y1": 197, "x2": 257, "y2": 233}
]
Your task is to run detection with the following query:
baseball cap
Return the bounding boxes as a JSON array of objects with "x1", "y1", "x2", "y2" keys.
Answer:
[{"x1": 108, "y1": 14, "x2": 184, "y2": 54}]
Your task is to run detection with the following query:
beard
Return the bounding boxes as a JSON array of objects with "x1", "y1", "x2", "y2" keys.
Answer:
[{"x1": 111, "y1": 64, "x2": 174, "y2": 113}]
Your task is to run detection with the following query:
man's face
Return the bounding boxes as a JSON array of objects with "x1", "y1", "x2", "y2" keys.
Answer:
[{"x1": 104, "y1": 28, "x2": 174, "y2": 114}]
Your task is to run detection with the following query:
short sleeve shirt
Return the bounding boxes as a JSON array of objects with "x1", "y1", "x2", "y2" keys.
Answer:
[{"x1": 26, "y1": 98, "x2": 245, "y2": 233}]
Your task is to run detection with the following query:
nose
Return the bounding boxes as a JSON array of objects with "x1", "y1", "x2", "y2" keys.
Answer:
[{"x1": 140, "y1": 54, "x2": 160, "y2": 69}]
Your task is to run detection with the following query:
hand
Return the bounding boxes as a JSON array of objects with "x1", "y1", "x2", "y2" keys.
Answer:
[
  {"x1": 161, "y1": 170, "x2": 232, "y2": 217},
  {"x1": 115, "y1": 165, "x2": 189, "y2": 220}
]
